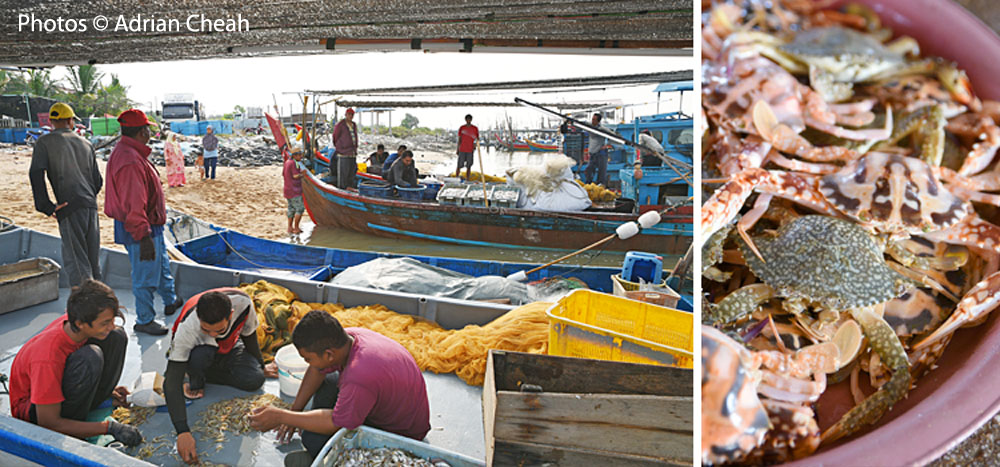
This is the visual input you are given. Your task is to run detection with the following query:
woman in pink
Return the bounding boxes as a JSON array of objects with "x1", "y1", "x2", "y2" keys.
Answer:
[{"x1": 165, "y1": 132, "x2": 186, "y2": 187}]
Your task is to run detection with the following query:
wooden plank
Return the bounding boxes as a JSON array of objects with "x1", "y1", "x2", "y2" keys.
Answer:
[
  {"x1": 489, "y1": 350, "x2": 692, "y2": 396},
  {"x1": 493, "y1": 439, "x2": 691, "y2": 467},
  {"x1": 493, "y1": 393, "x2": 692, "y2": 461},
  {"x1": 496, "y1": 392, "x2": 692, "y2": 433},
  {"x1": 484, "y1": 352, "x2": 499, "y2": 467}
]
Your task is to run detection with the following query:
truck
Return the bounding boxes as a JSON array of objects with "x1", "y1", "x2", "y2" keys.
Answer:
[{"x1": 161, "y1": 93, "x2": 204, "y2": 128}]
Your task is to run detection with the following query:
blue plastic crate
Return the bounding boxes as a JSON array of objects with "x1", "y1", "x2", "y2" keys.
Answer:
[
  {"x1": 12, "y1": 128, "x2": 28, "y2": 144},
  {"x1": 396, "y1": 184, "x2": 426, "y2": 201},
  {"x1": 0, "y1": 128, "x2": 12, "y2": 143},
  {"x1": 622, "y1": 251, "x2": 663, "y2": 284}
]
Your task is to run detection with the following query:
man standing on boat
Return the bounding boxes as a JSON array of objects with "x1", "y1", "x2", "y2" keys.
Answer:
[
  {"x1": 332, "y1": 108, "x2": 358, "y2": 189},
  {"x1": 248, "y1": 311, "x2": 430, "y2": 465},
  {"x1": 584, "y1": 113, "x2": 612, "y2": 187},
  {"x1": 455, "y1": 114, "x2": 478, "y2": 179},
  {"x1": 8, "y1": 280, "x2": 143, "y2": 447},
  {"x1": 163, "y1": 288, "x2": 275, "y2": 465},
  {"x1": 28, "y1": 102, "x2": 103, "y2": 286},
  {"x1": 104, "y1": 109, "x2": 182, "y2": 336}
]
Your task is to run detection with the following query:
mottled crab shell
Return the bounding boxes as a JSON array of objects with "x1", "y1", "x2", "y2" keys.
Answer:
[
  {"x1": 819, "y1": 152, "x2": 970, "y2": 235},
  {"x1": 739, "y1": 215, "x2": 913, "y2": 310},
  {"x1": 702, "y1": 326, "x2": 770, "y2": 466},
  {"x1": 779, "y1": 26, "x2": 902, "y2": 81}
]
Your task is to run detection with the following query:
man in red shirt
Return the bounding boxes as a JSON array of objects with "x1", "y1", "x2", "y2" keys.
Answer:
[
  {"x1": 455, "y1": 114, "x2": 479, "y2": 179},
  {"x1": 249, "y1": 311, "x2": 430, "y2": 464},
  {"x1": 8, "y1": 280, "x2": 143, "y2": 447},
  {"x1": 104, "y1": 109, "x2": 182, "y2": 336}
]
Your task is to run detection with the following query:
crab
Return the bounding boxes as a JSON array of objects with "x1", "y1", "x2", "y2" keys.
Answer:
[{"x1": 702, "y1": 325, "x2": 843, "y2": 465}]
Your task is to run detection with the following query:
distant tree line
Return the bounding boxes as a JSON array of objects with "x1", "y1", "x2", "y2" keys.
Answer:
[{"x1": 0, "y1": 65, "x2": 133, "y2": 118}]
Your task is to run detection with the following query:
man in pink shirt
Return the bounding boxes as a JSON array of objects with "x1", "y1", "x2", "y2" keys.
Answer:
[
  {"x1": 283, "y1": 150, "x2": 305, "y2": 235},
  {"x1": 249, "y1": 311, "x2": 430, "y2": 463},
  {"x1": 104, "y1": 109, "x2": 181, "y2": 335}
]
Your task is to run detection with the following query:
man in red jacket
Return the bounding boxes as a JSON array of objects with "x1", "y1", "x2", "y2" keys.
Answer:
[
  {"x1": 332, "y1": 108, "x2": 358, "y2": 190},
  {"x1": 104, "y1": 109, "x2": 182, "y2": 336},
  {"x1": 455, "y1": 114, "x2": 478, "y2": 179}
]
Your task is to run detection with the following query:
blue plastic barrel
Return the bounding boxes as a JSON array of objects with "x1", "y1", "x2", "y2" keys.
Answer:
[
  {"x1": 396, "y1": 184, "x2": 426, "y2": 201},
  {"x1": 359, "y1": 181, "x2": 392, "y2": 198}
]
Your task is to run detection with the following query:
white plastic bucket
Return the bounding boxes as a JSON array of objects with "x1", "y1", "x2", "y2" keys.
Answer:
[{"x1": 275, "y1": 344, "x2": 309, "y2": 396}]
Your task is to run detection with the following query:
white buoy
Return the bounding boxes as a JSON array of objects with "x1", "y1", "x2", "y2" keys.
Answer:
[
  {"x1": 506, "y1": 270, "x2": 528, "y2": 282},
  {"x1": 638, "y1": 211, "x2": 662, "y2": 229},
  {"x1": 616, "y1": 221, "x2": 640, "y2": 240}
]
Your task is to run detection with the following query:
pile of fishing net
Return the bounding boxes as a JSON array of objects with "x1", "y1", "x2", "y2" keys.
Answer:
[{"x1": 240, "y1": 280, "x2": 550, "y2": 385}]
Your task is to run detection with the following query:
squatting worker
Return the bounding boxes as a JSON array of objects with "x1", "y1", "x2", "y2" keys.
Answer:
[
  {"x1": 29, "y1": 102, "x2": 103, "y2": 286},
  {"x1": 104, "y1": 109, "x2": 182, "y2": 336},
  {"x1": 164, "y1": 288, "x2": 276, "y2": 465},
  {"x1": 386, "y1": 150, "x2": 418, "y2": 188},
  {"x1": 332, "y1": 108, "x2": 358, "y2": 189},
  {"x1": 455, "y1": 114, "x2": 479, "y2": 179},
  {"x1": 382, "y1": 144, "x2": 406, "y2": 175},
  {"x1": 249, "y1": 311, "x2": 430, "y2": 464},
  {"x1": 9, "y1": 280, "x2": 143, "y2": 447},
  {"x1": 365, "y1": 143, "x2": 388, "y2": 175}
]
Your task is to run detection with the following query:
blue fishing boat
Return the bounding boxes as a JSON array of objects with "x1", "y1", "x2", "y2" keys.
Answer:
[{"x1": 173, "y1": 228, "x2": 631, "y2": 293}]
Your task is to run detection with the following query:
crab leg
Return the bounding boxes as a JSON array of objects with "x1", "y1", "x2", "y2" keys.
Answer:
[
  {"x1": 913, "y1": 270, "x2": 1000, "y2": 350},
  {"x1": 708, "y1": 283, "x2": 776, "y2": 324},
  {"x1": 754, "y1": 100, "x2": 862, "y2": 162},
  {"x1": 766, "y1": 151, "x2": 841, "y2": 174},
  {"x1": 923, "y1": 214, "x2": 1000, "y2": 252},
  {"x1": 739, "y1": 193, "x2": 775, "y2": 261},
  {"x1": 822, "y1": 305, "x2": 911, "y2": 444}
]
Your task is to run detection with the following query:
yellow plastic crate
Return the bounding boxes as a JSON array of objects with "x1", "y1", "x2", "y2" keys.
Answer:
[{"x1": 545, "y1": 289, "x2": 693, "y2": 368}]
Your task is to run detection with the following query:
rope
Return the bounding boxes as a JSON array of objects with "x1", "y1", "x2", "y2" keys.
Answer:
[
  {"x1": 0, "y1": 215, "x2": 15, "y2": 233},
  {"x1": 213, "y1": 232, "x2": 322, "y2": 272}
]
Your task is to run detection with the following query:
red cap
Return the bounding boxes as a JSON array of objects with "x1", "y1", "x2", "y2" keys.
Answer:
[
  {"x1": 117, "y1": 109, "x2": 150, "y2": 127},
  {"x1": 345, "y1": 108, "x2": 355, "y2": 114}
]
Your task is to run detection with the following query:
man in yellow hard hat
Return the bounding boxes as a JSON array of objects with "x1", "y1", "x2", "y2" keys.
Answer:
[{"x1": 29, "y1": 103, "x2": 103, "y2": 286}]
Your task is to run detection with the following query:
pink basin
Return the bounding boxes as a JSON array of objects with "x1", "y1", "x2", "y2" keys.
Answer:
[{"x1": 783, "y1": 1, "x2": 1000, "y2": 465}]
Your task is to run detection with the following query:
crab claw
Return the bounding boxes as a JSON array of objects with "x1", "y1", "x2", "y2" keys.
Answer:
[
  {"x1": 913, "y1": 270, "x2": 1000, "y2": 350},
  {"x1": 701, "y1": 168, "x2": 771, "y2": 242}
]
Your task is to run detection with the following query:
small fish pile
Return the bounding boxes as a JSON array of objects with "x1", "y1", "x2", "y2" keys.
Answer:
[
  {"x1": 192, "y1": 393, "x2": 290, "y2": 442},
  {"x1": 333, "y1": 447, "x2": 443, "y2": 467},
  {"x1": 112, "y1": 406, "x2": 156, "y2": 426},
  {"x1": 129, "y1": 433, "x2": 171, "y2": 461}
]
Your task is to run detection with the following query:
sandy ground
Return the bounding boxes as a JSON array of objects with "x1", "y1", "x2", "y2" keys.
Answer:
[{"x1": 0, "y1": 145, "x2": 289, "y2": 250}]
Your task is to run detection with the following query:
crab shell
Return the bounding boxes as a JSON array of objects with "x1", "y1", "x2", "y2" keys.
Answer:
[
  {"x1": 738, "y1": 215, "x2": 913, "y2": 310},
  {"x1": 702, "y1": 326, "x2": 770, "y2": 465},
  {"x1": 818, "y1": 152, "x2": 970, "y2": 237},
  {"x1": 780, "y1": 26, "x2": 903, "y2": 82}
]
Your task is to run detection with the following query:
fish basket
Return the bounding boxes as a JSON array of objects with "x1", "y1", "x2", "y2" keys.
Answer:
[
  {"x1": 395, "y1": 184, "x2": 427, "y2": 201},
  {"x1": 312, "y1": 426, "x2": 484, "y2": 467},
  {"x1": 0, "y1": 257, "x2": 61, "y2": 315},
  {"x1": 463, "y1": 184, "x2": 495, "y2": 207},
  {"x1": 422, "y1": 181, "x2": 443, "y2": 200},
  {"x1": 546, "y1": 289, "x2": 693, "y2": 368},
  {"x1": 358, "y1": 180, "x2": 392, "y2": 199},
  {"x1": 489, "y1": 185, "x2": 521, "y2": 208},
  {"x1": 436, "y1": 184, "x2": 469, "y2": 205}
]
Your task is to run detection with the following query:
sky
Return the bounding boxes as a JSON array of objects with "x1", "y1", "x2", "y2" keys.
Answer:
[{"x1": 52, "y1": 52, "x2": 694, "y2": 130}]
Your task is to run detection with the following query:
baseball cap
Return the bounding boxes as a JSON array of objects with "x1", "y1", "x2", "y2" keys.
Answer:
[
  {"x1": 49, "y1": 102, "x2": 76, "y2": 120},
  {"x1": 117, "y1": 109, "x2": 150, "y2": 127},
  {"x1": 345, "y1": 108, "x2": 355, "y2": 115}
]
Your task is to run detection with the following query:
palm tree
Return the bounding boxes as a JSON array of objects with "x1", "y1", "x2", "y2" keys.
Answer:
[
  {"x1": 95, "y1": 73, "x2": 133, "y2": 116},
  {"x1": 66, "y1": 65, "x2": 104, "y2": 96},
  {"x1": 20, "y1": 69, "x2": 58, "y2": 97}
]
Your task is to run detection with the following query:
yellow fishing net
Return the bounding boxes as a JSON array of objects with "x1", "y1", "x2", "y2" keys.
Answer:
[
  {"x1": 458, "y1": 171, "x2": 506, "y2": 184},
  {"x1": 241, "y1": 281, "x2": 550, "y2": 385}
]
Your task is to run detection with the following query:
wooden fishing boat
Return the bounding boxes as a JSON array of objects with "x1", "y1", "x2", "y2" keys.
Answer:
[
  {"x1": 525, "y1": 138, "x2": 560, "y2": 152},
  {"x1": 494, "y1": 134, "x2": 529, "y2": 151},
  {"x1": 299, "y1": 169, "x2": 692, "y2": 254}
]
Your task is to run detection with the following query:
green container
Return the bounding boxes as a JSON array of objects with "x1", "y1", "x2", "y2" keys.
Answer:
[{"x1": 90, "y1": 117, "x2": 120, "y2": 136}]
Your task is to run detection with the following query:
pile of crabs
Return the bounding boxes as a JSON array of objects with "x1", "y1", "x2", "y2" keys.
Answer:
[{"x1": 702, "y1": 1, "x2": 1000, "y2": 465}]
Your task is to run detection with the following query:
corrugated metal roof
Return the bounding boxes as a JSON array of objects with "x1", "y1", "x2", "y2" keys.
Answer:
[{"x1": 1, "y1": 0, "x2": 692, "y2": 66}]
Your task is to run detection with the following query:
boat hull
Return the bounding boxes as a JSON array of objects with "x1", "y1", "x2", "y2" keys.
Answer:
[{"x1": 300, "y1": 171, "x2": 692, "y2": 254}]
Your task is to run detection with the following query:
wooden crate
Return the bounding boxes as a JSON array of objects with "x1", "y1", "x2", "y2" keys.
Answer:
[{"x1": 483, "y1": 350, "x2": 693, "y2": 466}]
